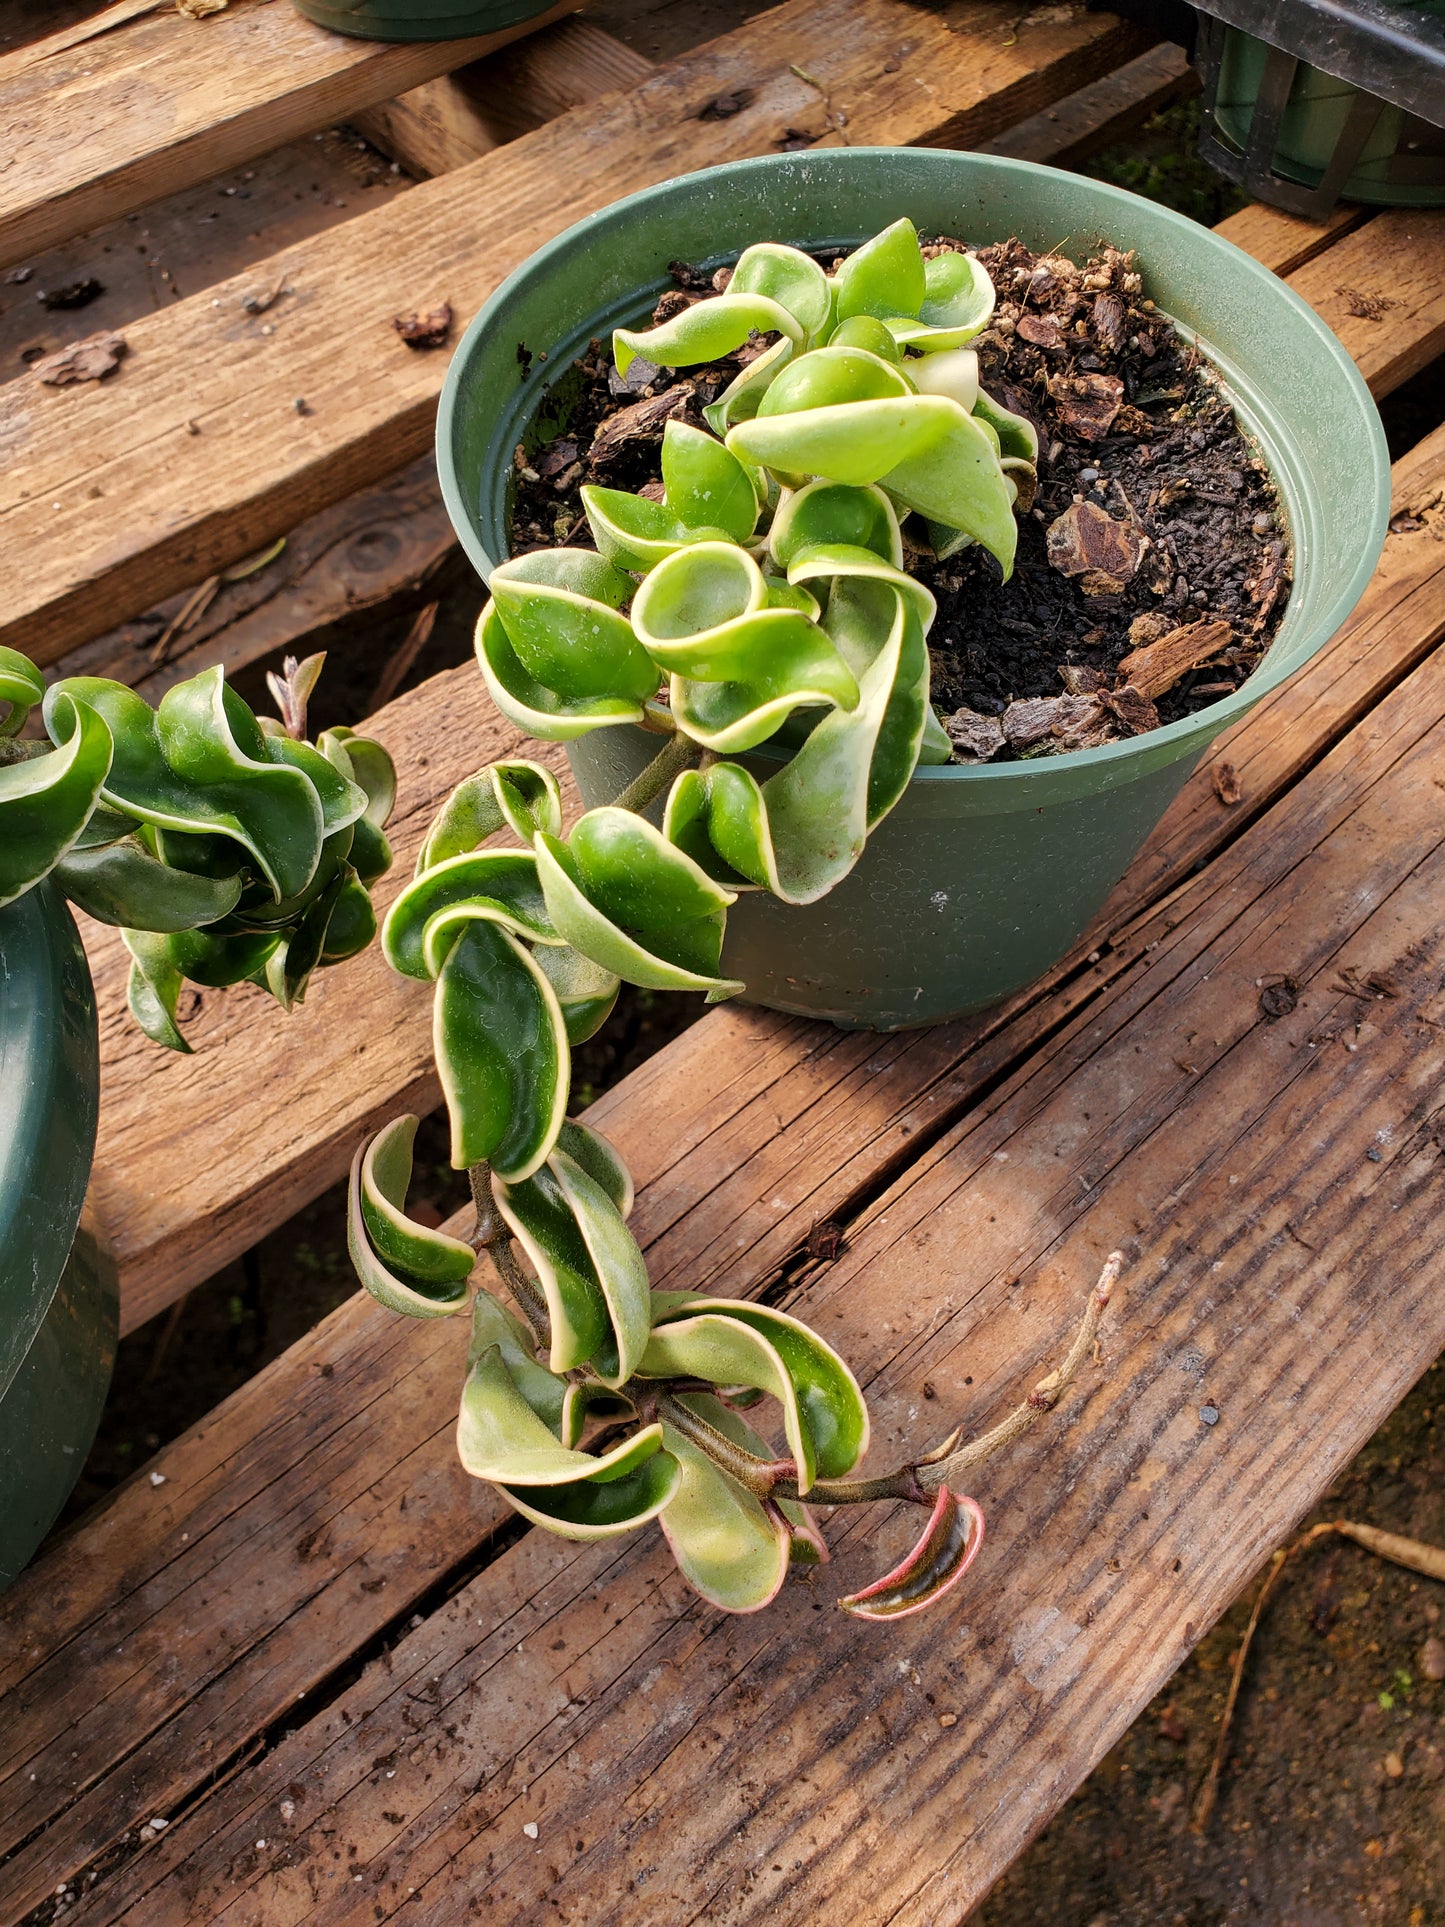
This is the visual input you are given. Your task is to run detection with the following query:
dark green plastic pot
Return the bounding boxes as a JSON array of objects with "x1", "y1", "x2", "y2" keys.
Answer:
[
  {"x1": 1215, "y1": 27, "x2": 1445, "y2": 207},
  {"x1": 436, "y1": 148, "x2": 1389, "y2": 1030},
  {"x1": 291, "y1": 0, "x2": 555, "y2": 40},
  {"x1": 0, "y1": 882, "x2": 114, "y2": 1589}
]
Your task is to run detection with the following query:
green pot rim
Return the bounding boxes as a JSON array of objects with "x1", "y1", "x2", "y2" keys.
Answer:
[
  {"x1": 436, "y1": 147, "x2": 1389, "y2": 791},
  {"x1": 292, "y1": 0, "x2": 556, "y2": 37}
]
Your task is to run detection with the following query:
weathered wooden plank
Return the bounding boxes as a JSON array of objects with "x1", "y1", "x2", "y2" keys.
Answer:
[
  {"x1": 81, "y1": 416, "x2": 1445, "y2": 1335},
  {"x1": 0, "y1": 0, "x2": 1151, "y2": 668},
  {"x1": 1287, "y1": 207, "x2": 1445, "y2": 396},
  {"x1": 55, "y1": 456, "x2": 458, "y2": 703},
  {"x1": 0, "y1": 0, "x2": 579, "y2": 270},
  {"x1": 6, "y1": 548, "x2": 1444, "y2": 1926},
  {"x1": 980, "y1": 38, "x2": 1193, "y2": 165},
  {"x1": 354, "y1": 17, "x2": 654, "y2": 177},
  {"x1": 1212, "y1": 198, "x2": 1366, "y2": 278}
]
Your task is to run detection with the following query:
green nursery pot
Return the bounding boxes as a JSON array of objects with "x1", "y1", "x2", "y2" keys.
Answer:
[
  {"x1": 291, "y1": 0, "x2": 557, "y2": 40},
  {"x1": 1214, "y1": 26, "x2": 1445, "y2": 207},
  {"x1": 0, "y1": 882, "x2": 114, "y2": 1589},
  {"x1": 437, "y1": 148, "x2": 1389, "y2": 1031}
]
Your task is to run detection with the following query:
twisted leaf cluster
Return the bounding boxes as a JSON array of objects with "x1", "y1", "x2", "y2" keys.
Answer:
[
  {"x1": 350, "y1": 221, "x2": 1108, "y2": 1617},
  {"x1": 0, "y1": 647, "x2": 395, "y2": 1049}
]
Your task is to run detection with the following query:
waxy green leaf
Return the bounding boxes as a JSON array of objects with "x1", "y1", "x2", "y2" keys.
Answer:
[
  {"x1": 348, "y1": 1115, "x2": 475, "y2": 1318},
  {"x1": 418, "y1": 759, "x2": 563, "y2": 871},
  {"x1": 460, "y1": 1346, "x2": 680, "y2": 1540},
  {"x1": 728, "y1": 240, "x2": 832, "y2": 341},
  {"x1": 831, "y1": 216, "x2": 926, "y2": 326},
  {"x1": 769, "y1": 479, "x2": 902, "y2": 571},
  {"x1": 658, "y1": 1401, "x2": 790, "y2": 1612},
  {"x1": 702, "y1": 335, "x2": 794, "y2": 437},
  {"x1": 972, "y1": 383, "x2": 1040, "y2": 461},
  {"x1": 661, "y1": 420, "x2": 763, "y2": 542},
  {"x1": 383, "y1": 849, "x2": 557, "y2": 981},
  {"x1": 534, "y1": 810, "x2": 743, "y2": 997},
  {"x1": 434, "y1": 916, "x2": 569, "y2": 1178},
  {"x1": 533, "y1": 941, "x2": 621, "y2": 1044},
  {"x1": 489, "y1": 551, "x2": 657, "y2": 705},
  {"x1": 0, "y1": 694, "x2": 112, "y2": 908},
  {"x1": 49, "y1": 673, "x2": 325, "y2": 903},
  {"x1": 477, "y1": 603, "x2": 653, "y2": 741},
  {"x1": 640, "y1": 1304, "x2": 862, "y2": 1494},
  {"x1": 467, "y1": 1291, "x2": 567, "y2": 1434},
  {"x1": 659, "y1": 1298, "x2": 869, "y2": 1482},
  {"x1": 614, "y1": 290, "x2": 803, "y2": 379},
  {"x1": 55, "y1": 834, "x2": 244, "y2": 931},
  {"x1": 496, "y1": 1141, "x2": 650, "y2": 1384},
  {"x1": 0, "y1": 647, "x2": 45, "y2": 736},
  {"x1": 886, "y1": 247, "x2": 995, "y2": 350}
]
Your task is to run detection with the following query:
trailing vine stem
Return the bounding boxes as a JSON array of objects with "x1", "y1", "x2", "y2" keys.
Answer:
[
  {"x1": 608, "y1": 730, "x2": 700, "y2": 816},
  {"x1": 468, "y1": 1161, "x2": 552, "y2": 1346},
  {"x1": 490, "y1": 1253, "x2": 1121, "y2": 1508}
]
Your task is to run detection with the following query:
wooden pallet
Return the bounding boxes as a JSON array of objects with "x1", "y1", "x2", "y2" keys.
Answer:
[{"x1": 3, "y1": 5, "x2": 1445, "y2": 1923}]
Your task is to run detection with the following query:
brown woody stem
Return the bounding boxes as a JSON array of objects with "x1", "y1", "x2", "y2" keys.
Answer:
[
  {"x1": 655, "y1": 1393, "x2": 791, "y2": 1498},
  {"x1": 915, "y1": 1251, "x2": 1121, "y2": 1495},
  {"x1": 468, "y1": 1162, "x2": 551, "y2": 1345}
]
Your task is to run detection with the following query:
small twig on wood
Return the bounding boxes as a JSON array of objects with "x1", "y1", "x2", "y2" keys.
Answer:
[
  {"x1": 1192, "y1": 1517, "x2": 1445, "y2": 1832},
  {"x1": 151, "y1": 574, "x2": 221, "y2": 665},
  {"x1": 369, "y1": 601, "x2": 438, "y2": 711}
]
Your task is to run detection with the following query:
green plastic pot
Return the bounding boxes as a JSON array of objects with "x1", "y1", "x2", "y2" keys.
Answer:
[
  {"x1": 0, "y1": 882, "x2": 114, "y2": 1589},
  {"x1": 291, "y1": 0, "x2": 556, "y2": 40},
  {"x1": 437, "y1": 148, "x2": 1389, "y2": 1030},
  {"x1": 1214, "y1": 27, "x2": 1445, "y2": 207}
]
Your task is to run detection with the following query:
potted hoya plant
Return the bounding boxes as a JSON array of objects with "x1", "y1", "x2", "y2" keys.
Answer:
[
  {"x1": 346, "y1": 150, "x2": 1385, "y2": 1619},
  {"x1": 0, "y1": 650, "x2": 395, "y2": 1586}
]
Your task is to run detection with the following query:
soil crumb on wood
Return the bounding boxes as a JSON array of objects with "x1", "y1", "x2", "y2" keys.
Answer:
[{"x1": 507, "y1": 234, "x2": 1292, "y2": 763}]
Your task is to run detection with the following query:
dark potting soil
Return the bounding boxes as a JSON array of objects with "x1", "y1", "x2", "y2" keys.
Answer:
[{"x1": 508, "y1": 235, "x2": 1291, "y2": 764}]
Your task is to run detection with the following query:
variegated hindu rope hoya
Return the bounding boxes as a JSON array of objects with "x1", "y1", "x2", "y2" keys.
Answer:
[
  {"x1": 349, "y1": 218, "x2": 1119, "y2": 1618},
  {"x1": 0, "y1": 646, "x2": 396, "y2": 1049}
]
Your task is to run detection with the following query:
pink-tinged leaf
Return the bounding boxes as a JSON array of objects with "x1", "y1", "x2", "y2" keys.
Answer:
[{"x1": 838, "y1": 1488, "x2": 985, "y2": 1621}]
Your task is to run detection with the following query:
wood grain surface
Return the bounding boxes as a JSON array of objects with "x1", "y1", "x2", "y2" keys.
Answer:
[
  {"x1": 0, "y1": 0, "x2": 1148, "y2": 667},
  {"x1": 56, "y1": 456, "x2": 459, "y2": 702},
  {"x1": 5, "y1": 534, "x2": 1443, "y2": 1925},
  {"x1": 0, "y1": 0, "x2": 577, "y2": 268},
  {"x1": 354, "y1": 17, "x2": 654, "y2": 177}
]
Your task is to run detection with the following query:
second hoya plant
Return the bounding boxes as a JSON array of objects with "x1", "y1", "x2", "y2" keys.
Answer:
[{"x1": 349, "y1": 219, "x2": 1118, "y2": 1619}]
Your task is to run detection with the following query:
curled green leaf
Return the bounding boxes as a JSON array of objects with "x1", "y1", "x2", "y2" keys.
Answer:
[
  {"x1": 614, "y1": 290, "x2": 803, "y2": 379},
  {"x1": 418, "y1": 759, "x2": 564, "y2": 871},
  {"x1": 0, "y1": 647, "x2": 46, "y2": 737},
  {"x1": 0, "y1": 693, "x2": 112, "y2": 908},
  {"x1": 382, "y1": 849, "x2": 558, "y2": 981},
  {"x1": 534, "y1": 809, "x2": 742, "y2": 997},
  {"x1": 495, "y1": 1139, "x2": 650, "y2": 1383},
  {"x1": 348, "y1": 1115, "x2": 475, "y2": 1318},
  {"x1": 659, "y1": 1398, "x2": 791, "y2": 1612},
  {"x1": 460, "y1": 1345, "x2": 679, "y2": 1540},
  {"x1": 433, "y1": 915, "x2": 569, "y2": 1178}
]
